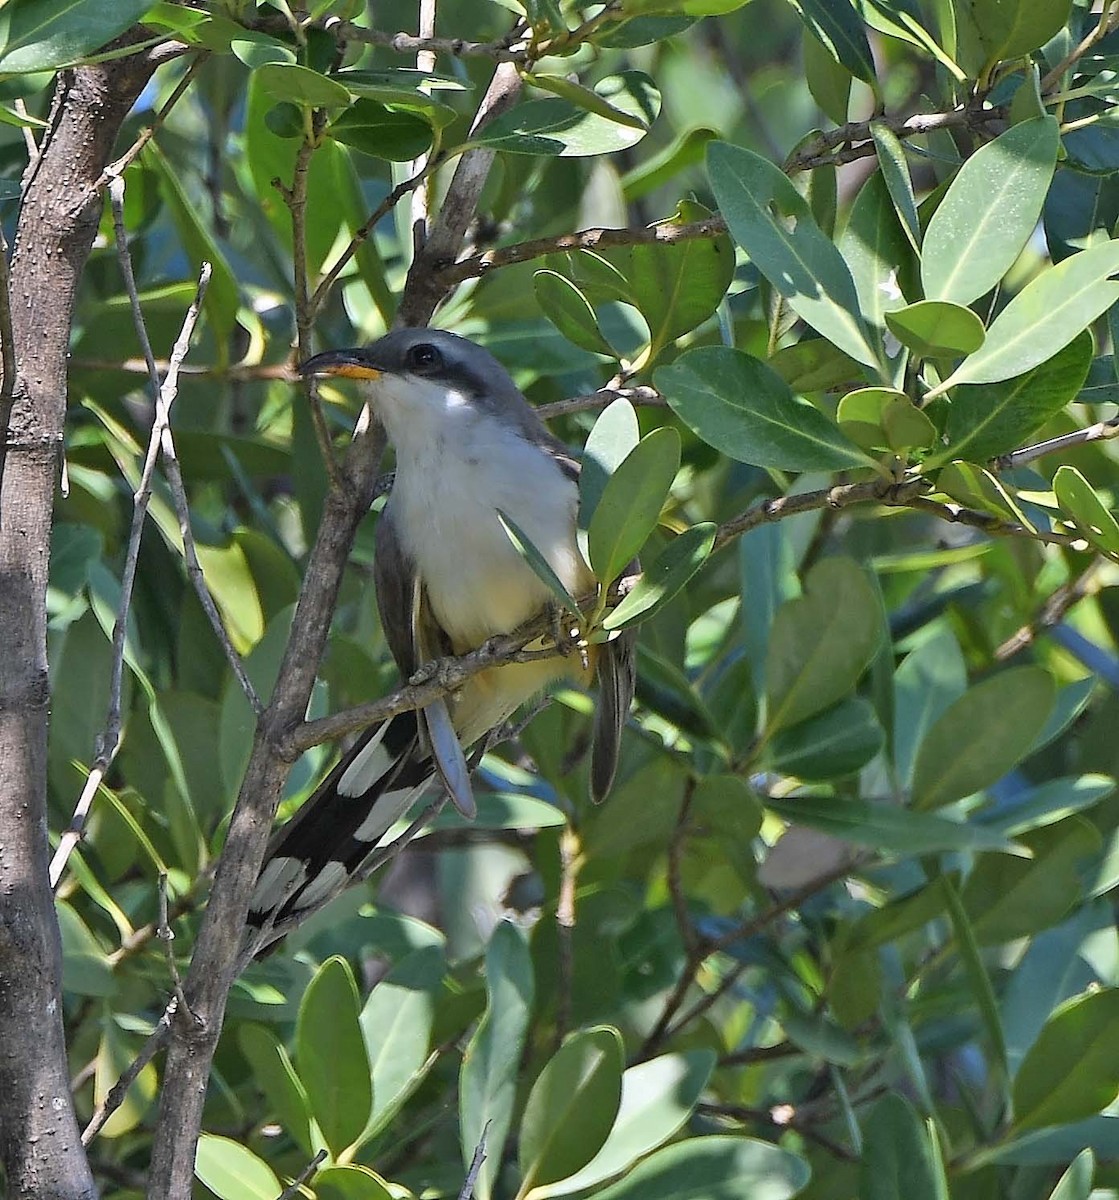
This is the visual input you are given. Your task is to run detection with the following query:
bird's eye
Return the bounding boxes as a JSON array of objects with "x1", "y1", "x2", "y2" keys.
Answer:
[{"x1": 405, "y1": 343, "x2": 443, "y2": 373}]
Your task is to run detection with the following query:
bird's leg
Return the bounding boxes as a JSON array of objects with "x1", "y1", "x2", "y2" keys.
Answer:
[{"x1": 549, "y1": 602, "x2": 591, "y2": 671}]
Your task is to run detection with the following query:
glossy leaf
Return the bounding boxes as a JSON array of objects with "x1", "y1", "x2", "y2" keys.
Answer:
[
  {"x1": 657, "y1": 346, "x2": 874, "y2": 471},
  {"x1": 765, "y1": 557, "x2": 883, "y2": 733},
  {"x1": 534, "y1": 270, "x2": 615, "y2": 356},
  {"x1": 0, "y1": 0, "x2": 152, "y2": 73},
  {"x1": 931, "y1": 332, "x2": 1092, "y2": 466},
  {"x1": 707, "y1": 141, "x2": 879, "y2": 367},
  {"x1": 1014, "y1": 988, "x2": 1119, "y2": 1130},
  {"x1": 587, "y1": 428, "x2": 680, "y2": 585},
  {"x1": 912, "y1": 668, "x2": 1055, "y2": 809},
  {"x1": 195, "y1": 1135, "x2": 281, "y2": 1200},
  {"x1": 296, "y1": 956, "x2": 372, "y2": 1156},
  {"x1": 604, "y1": 523, "x2": 716, "y2": 629},
  {"x1": 469, "y1": 72, "x2": 660, "y2": 156},
  {"x1": 768, "y1": 696, "x2": 884, "y2": 779},
  {"x1": 255, "y1": 62, "x2": 352, "y2": 108},
  {"x1": 529, "y1": 1051, "x2": 716, "y2": 1199},
  {"x1": 764, "y1": 794, "x2": 1023, "y2": 856},
  {"x1": 238, "y1": 1025, "x2": 315, "y2": 1157},
  {"x1": 591, "y1": 1135, "x2": 810, "y2": 1200},
  {"x1": 460, "y1": 923, "x2": 534, "y2": 1200},
  {"x1": 923, "y1": 118, "x2": 1059, "y2": 306},
  {"x1": 787, "y1": 0, "x2": 877, "y2": 87},
  {"x1": 872, "y1": 122, "x2": 920, "y2": 251},
  {"x1": 579, "y1": 397, "x2": 640, "y2": 544},
  {"x1": 885, "y1": 300, "x2": 985, "y2": 359},
  {"x1": 327, "y1": 99, "x2": 433, "y2": 161},
  {"x1": 519, "y1": 1026, "x2": 624, "y2": 1190},
  {"x1": 498, "y1": 510, "x2": 582, "y2": 616},
  {"x1": 931, "y1": 240, "x2": 1119, "y2": 392},
  {"x1": 1048, "y1": 1149, "x2": 1095, "y2": 1200},
  {"x1": 803, "y1": 28, "x2": 851, "y2": 125},
  {"x1": 860, "y1": 1094, "x2": 947, "y2": 1200},
  {"x1": 1053, "y1": 465, "x2": 1119, "y2": 555},
  {"x1": 316, "y1": 1166, "x2": 394, "y2": 1200}
]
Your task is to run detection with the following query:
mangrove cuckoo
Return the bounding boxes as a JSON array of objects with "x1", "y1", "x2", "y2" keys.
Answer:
[{"x1": 248, "y1": 329, "x2": 636, "y2": 930}]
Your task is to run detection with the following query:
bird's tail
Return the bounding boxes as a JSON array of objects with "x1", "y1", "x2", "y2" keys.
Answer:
[{"x1": 247, "y1": 710, "x2": 434, "y2": 935}]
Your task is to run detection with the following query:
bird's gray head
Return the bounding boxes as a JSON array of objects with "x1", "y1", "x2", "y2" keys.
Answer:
[{"x1": 300, "y1": 328, "x2": 544, "y2": 448}]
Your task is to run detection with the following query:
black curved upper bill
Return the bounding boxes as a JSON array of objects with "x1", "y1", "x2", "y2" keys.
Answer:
[{"x1": 299, "y1": 349, "x2": 383, "y2": 380}]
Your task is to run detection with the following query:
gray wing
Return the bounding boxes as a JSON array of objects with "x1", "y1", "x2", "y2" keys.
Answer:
[
  {"x1": 545, "y1": 446, "x2": 637, "y2": 802},
  {"x1": 374, "y1": 507, "x2": 475, "y2": 816}
]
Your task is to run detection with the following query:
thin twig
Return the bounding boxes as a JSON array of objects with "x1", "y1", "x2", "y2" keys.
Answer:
[
  {"x1": 157, "y1": 872, "x2": 196, "y2": 1025},
  {"x1": 667, "y1": 778, "x2": 700, "y2": 956},
  {"x1": 320, "y1": 17, "x2": 526, "y2": 61},
  {"x1": 995, "y1": 559, "x2": 1104, "y2": 661},
  {"x1": 277, "y1": 1149, "x2": 328, "y2": 1200},
  {"x1": 1041, "y1": 0, "x2": 1119, "y2": 93},
  {"x1": 96, "y1": 55, "x2": 205, "y2": 188},
  {"x1": 995, "y1": 416, "x2": 1119, "y2": 469},
  {"x1": 536, "y1": 385, "x2": 667, "y2": 421},
  {"x1": 409, "y1": 0, "x2": 439, "y2": 257},
  {"x1": 458, "y1": 1123, "x2": 490, "y2": 1200},
  {"x1": 555, "y1": 827, "x2": 579, "y2": 1046},
  {"x1": 81, "y1": 1002, "x2": 176, "y2": 1145}
]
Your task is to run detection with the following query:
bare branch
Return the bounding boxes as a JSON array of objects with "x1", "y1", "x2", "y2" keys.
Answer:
[
  {"x1": 996, "y1": 415, "x2": 1119, "y2": 470},
  {"x1": 319, "y1": 16, "x2": 526, "y2": 61},
  {"x1": 459, "y1": 1123, "x2": 491, "y2": 1200},
  {"x1": 536, "y1": 385, "x2": 667, "y2": 421},
  {"x1": 439, "y1": 216, "x2": 728, "y2": 290},
  {"x1": 1041, "y1": 0, "x2": 1119, "y2": 93},
  {"x1": 0, "y1": 226, "x2": 15, "y2": 511},
  {"x1": 277, "y1": 1149, "x2": 328, "y2": 1200},
  {"x1": 82, "y1": 1003, "x2": 176, "y2": 1146},
  {"x1": 409, "y1": 0, "x2": 440, "y2": 256},
  {"x1": 158, "y1": 872, "x2": 195, "y2": 1026},
  {"x1": 995, "y1": 559, "x2": 1104, "y2": 661}
]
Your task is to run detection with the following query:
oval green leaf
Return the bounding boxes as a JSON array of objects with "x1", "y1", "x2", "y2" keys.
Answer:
[
  {"x1": 296, "y1": 956, "x2": 373, "y2": 1157},
  {"x1": 255, "y1": 62, "x2": 354, "y2": 109},
  {"x1": 768, "y1": 696, "x2": 884, "y2": 780},
  {"x1": 1014, "y1": 988, "x2": 1119, "y2": 1131},
  {"x1": 519, "y1": 1026, "x2": 624, "y2": 1191},
  {"x1": 588, "y1": 428, "x2": 680, "y2": 585},
  {"x1": 859, "y1": 1094, "x2": 946, "y2": 1200},
  {"x1": 656, "y1": 346, "x2": 873, "y2": 471},
  {"x1": 195, "y1": 1134, "x2": 282, "y2": 1200},
  {"x1": 707, "y1": 141, "x2": 879, "y2": 368},
  {"x1": 912, "y1": 667, "x2": 1056, "y2": 810},
  {"x1": 604, "y1": 522, "x2": 716, "y2": 630},
  {"x1": 765, "y1": 557, "x2": 883, "y2": 734},
  {"x1": 1053, "y1": 465, "x2": 1119, "y2": 555},
  {"x1": 327, "y1": 99, "x2": 433, "y2": 162},
  {"x1": 922, "y1": 117, "x2": 1060, "y2": 306},
  {"x1": 534, "y1": 270, "x2": 615, "y2": 357},
  {"x1": 885, "y1": 299, "x2": 985, "y2": 358}
]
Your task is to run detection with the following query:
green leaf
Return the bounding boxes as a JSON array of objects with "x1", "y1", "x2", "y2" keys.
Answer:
[
  {"x1": 316, "y1": 1166, "x2": 394, "y2": 1200},
  {"x1": 980, "y1": 775, "x2": 1114, "y2": 838},
  {"x1": 460, "y1": 922, "x2": 534, "y2": 1200},
  {"x1": 707, "y1": 141, "x2": 879, "y2": 368},
  {"x1": 239, "y1": 1025, "x2": 315, "y2": 1157},
  {"x1": 871, "y1": 122, "x2": 921, "y2": 251},
  {"x1": 657, "y1": 346, "x2": 873, "y2": 471},
  {"x1": 579, "y1": 397, "x2": 639, "y2": 555},
  {"x1": 912, "y1": 667, "x2": 1056, "y2": 809},
  {"x1": 519, "y1": 1027, "x2": 624, "y2": 1191},
  {"x1": 627, "y1": 199, "x2": 735, "y2": 350},
  {"x1": 768, "y1": 696, "x2": 884, "y2": 780},
  {"x1": 860, "y1": 1095, "x2": 946, "y2": 1200},
  {"x1": 836, "y1": 386, "x2": 909, "y2": 451},
  {"x1": 469, "y1": 71, "x2": 659, "y2": 157},
  {"x1": 885, "y1": 300, "x2": 985, "y2": 359},
  {"x1": 603, "y1": 522, "x2": 716, "y2": 630},
  {"x1": 786, "y1": 0, "x2": 877, "y2": 87},
  {"x1": 590, "y1": 1135, "x2": 810, "y2": 1200},
  {"x1": 296, "y1": 956, "x2": 373, "y2": 1157},
  {"x1": 526, "y1": 73, "x2": 648, "y2": 129},
  {"x1": 0, "y1": 0, "x2": 151, "y2": 73},
  {"x1": 423, "y1": 792, "x2": 566, "y2": 833},
  {"x1": 195, "y1": 1135, "x2": 281, "y2": 1200},
  {"x1": 765, "y1": 557, "x2": 883, "y2": 734},
  {"x1": 764, "y1": 794, "x2": 1024, "y2": 856},
  {"x1": 922, "y1": 117, "x2": 1059, "y2": 306},
  {"x1": 1053, "y1": 465, "x2": 1119, "y2": 555},
  {"x1": 587, "y1": 428, "x2": 680, "y2": 585},
  {"x1": 1048, "y1": 1149, "x2": 1095, "y2": 1200},
  {"x1": 623, "y1": 126, "x2": 718, "y2": 200},
  {"x1": 803, "y1": 26, "x2": 852, "y2": 125},
  {"x1": 359, "y1": 948, "x2": 441, "y2": 1136},
  {"x1": 534, "y1": 270, "x2": 615, "y2": 356},
  {"x1": 528, "y1": 1051, "x2": 716, "y2": 1199},
  {"x1": 930, "y1": 332, "x2": 1092, "y2": 466},
  {"x1": 930, "y1": 240, "x2": 1119, "y2": 392},
  {"x1": 498, "y1": 511, "x2": 583, "y2": 616},
  {"x1": 327, "y1": 99, "x2": 433, "y2": 161},
  {"x1": 1014, "y1": 989, "x2": 1119, "y2": 1131},
  {"x1": 255, "y1": 61, "x2": 353, "y2": 108}
]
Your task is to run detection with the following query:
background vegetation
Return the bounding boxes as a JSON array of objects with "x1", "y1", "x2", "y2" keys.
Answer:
[{"x1": 2, "y1": 0, "x2": 1119, "y2": 1196}]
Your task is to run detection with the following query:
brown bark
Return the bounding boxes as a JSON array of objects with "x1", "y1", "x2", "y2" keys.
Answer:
[{"x1": 0, "y1": 44, "x2": 169, "y2": 1199}]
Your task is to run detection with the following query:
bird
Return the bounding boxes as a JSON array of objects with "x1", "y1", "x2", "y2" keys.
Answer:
[{"x1": 247, "y1": 328, "x2": 637, "y2": 937}]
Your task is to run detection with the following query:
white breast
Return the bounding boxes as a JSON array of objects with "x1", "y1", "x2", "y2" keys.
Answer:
[{"x1": 386, "y1": 406, "x2": 589, "y2": 650}]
